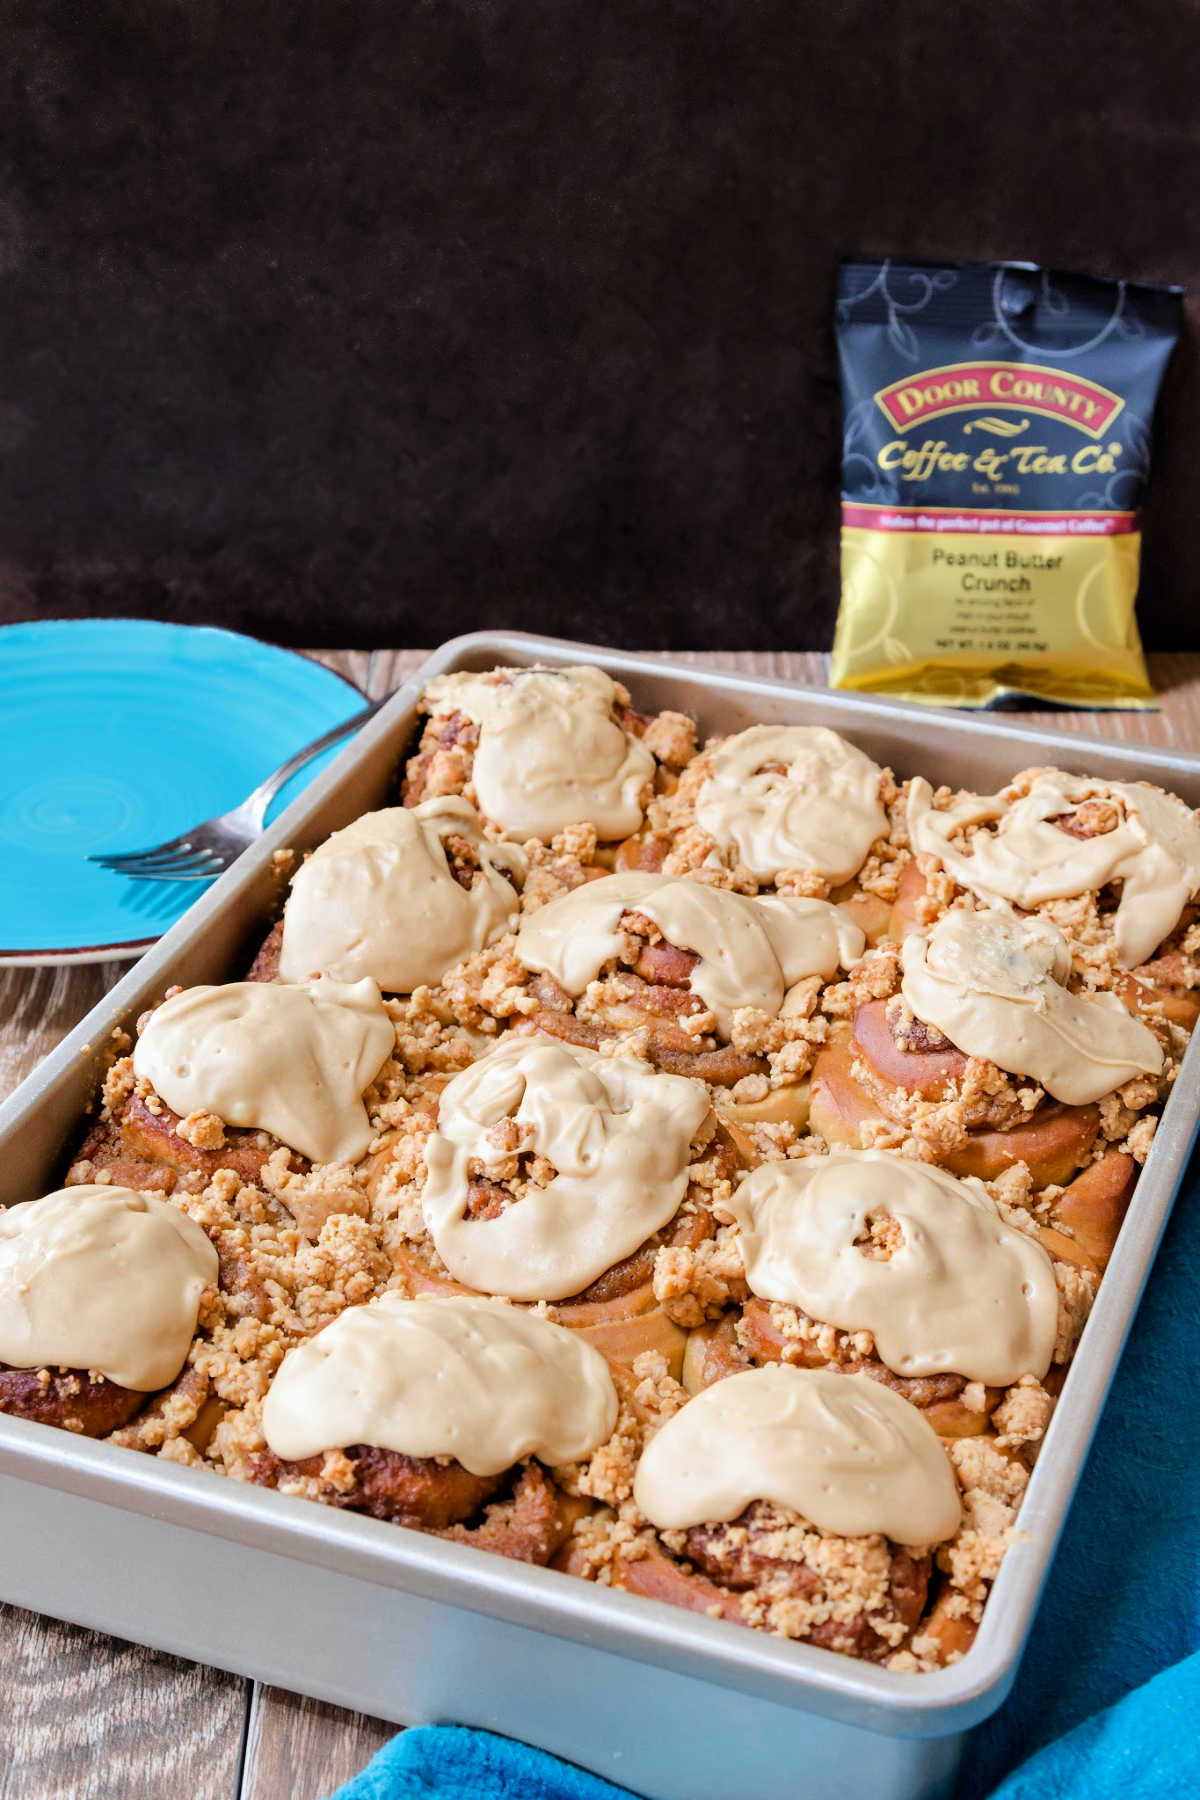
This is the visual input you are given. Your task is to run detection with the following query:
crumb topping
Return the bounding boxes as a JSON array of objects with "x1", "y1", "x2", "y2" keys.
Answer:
[{"x1": 21, "y1": 667, "x2": 1190, "y2": 1677}]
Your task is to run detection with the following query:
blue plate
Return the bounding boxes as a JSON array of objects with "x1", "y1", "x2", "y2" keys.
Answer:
[{"x1": 0, "y1": 620, "x2": 367, "y2": 964}]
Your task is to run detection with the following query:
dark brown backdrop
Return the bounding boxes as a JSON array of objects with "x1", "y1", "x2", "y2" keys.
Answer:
[{"x1": 1, "y1": 0, "x2": 1198, "y2": 649}]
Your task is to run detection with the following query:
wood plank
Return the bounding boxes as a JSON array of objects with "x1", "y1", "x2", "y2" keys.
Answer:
[
  {"x1": 0, "y1": 962, "x2": 126, "y2": 1095},
  {"x1": 0, "y1": 1605, "x2": 247, "y2": 1800},
  {"x1": 239, "y1": 1689, "x2": 392, "y2": 1800}
]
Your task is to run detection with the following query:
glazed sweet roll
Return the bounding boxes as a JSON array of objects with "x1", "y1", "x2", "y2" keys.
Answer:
[
  {"x1": 811, "y1": 907, "x2": 1164, "y2": 1210},
  {"x1": 899, "y1": 910, "x2": 1162, "y2": 1106},
  {"x1": 419, "y1": 1036, "x2": 711, "y2": 1303},
  {"x1": 74, "y1": 979, "x2": 397, "y2": 1243},
  {"x1": 385, "y1": 1036, "x2": 724, "y2": 1381},
  {"x1": 613, "y1": 1365, "x2": 960, "y2": 1659},
  {"x1": 651, "y1": 723, "x2": 893, "y2": 898},
  {"x1": 907, "y1": 768, "x2": 1200, "y2": 970},
  {"x1": 403, "y1": 664, "x2": 694, "y2": 842},
  {"x1": 133, "y1": 978, "x2": 395, "y2": 1166},
  {"x1": 0, "y1": 1187, "x2": 216, "y2": 1435},
  {"x1": 730, "y1": 1153, "x2": 1057, "y2": 1384},
  {"x1": 269, "y1": 799, "x2": 525, "y2": 991},
  {"x1": 256, "y1": 1294, "x2": 618, "y2": 1563},
  {"x1": 720, "y1": 1150, "x2": 1059, "y2": 1439},
  {"x1": 512, "y1": 873, "x2": 863, "y2": 1105}
]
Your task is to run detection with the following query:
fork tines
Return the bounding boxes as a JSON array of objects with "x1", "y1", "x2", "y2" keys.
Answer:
[{"x1": 88, "y1": 842, "x2": 227, "y2": 880}]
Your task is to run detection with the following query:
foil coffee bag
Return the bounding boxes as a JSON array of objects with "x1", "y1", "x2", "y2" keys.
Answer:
[{"x1": 832, "y1": 258, "x2": 1182, "y2": 706}]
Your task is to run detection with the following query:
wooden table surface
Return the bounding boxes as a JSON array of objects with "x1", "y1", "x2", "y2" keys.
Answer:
[{"x1": 4, "y1": 646, "x2": 1200, "y2": 1800}]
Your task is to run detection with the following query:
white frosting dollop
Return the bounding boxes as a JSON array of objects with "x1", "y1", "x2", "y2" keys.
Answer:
[
  {"x1": 908, "y1": 770, "x2": 1200, "y2": 968},
  {"x1": 421, "y1": 664, "x2": 655, "y2": 841},
  {"x1": 634, "y1": 1365, "x2": 962, "y2": 1545},
  {"x1": 729, "y1": 1151, "x2": 1058, "y2": 1384},
  {"x1": 900, "y1": 909, "x2": 1163, "y2": 1105},
  {"x1": 262, "y1": 1293, "x2": 618, "y2": 1472},
  {"x1": 515, "y1": 873, "x2": 864, "y2": 1035},
  {"x1": 278, "y1": 799, "x2": 525, "y2": 992},
  {"x1": 421, "y1": 1036, "x2": 710, "y2": 1301},
  {"x1": 694, "y1": 725, "x2": 888, "y2": 882},
  {"x1": 134, "y1": 978, "x2": 395, "y2": 1165},
  {"x1": 0, "y1": 1186, "x2": 217, "y2": 1391}
]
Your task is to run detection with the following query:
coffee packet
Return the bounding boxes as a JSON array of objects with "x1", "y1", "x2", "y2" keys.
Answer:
[{"x1": 832, "y1": 258, "x2": 1182, "y2": 706}]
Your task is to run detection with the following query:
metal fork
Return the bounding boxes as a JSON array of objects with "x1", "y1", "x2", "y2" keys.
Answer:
[{"x1": 88, "y1": 694, "x2": 388, "y2": 881}]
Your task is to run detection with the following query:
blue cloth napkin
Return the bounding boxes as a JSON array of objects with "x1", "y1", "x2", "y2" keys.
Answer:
[
  {"x1": 332, "y1": 1152, "x2": 1200, "y2": 1800},
  {"x1": 956, "y1": 1141, "x2": 1200, "y2": 1797},
  {"x1": 331, "y1": 1726, "x2": 637, "y2": 1799}
]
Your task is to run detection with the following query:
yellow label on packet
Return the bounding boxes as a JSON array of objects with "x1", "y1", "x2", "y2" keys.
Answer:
[
  {"x1": 832, "y1": 261, "x2": 1182, "y2": 707},
  {"x1": 837, "y1": 520, "x2": 1151, "y2": 706}
]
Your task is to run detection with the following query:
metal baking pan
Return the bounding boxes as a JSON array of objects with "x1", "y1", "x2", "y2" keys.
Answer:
[{"x1": 2, "y1": 630, "x2": 1198, "y2": 1800}]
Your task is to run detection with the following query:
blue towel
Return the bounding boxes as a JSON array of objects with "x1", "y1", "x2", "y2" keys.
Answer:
[
  {"x1": 331, "y1": 1726, "x2": 637, "y2": 1799},
  {"x1": 956, "y1": 1142, "x2": 1200, "y2": 1797},
  {"x1": 332, "y1": 1152, "x2": 1200, "y2": 1800}
]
